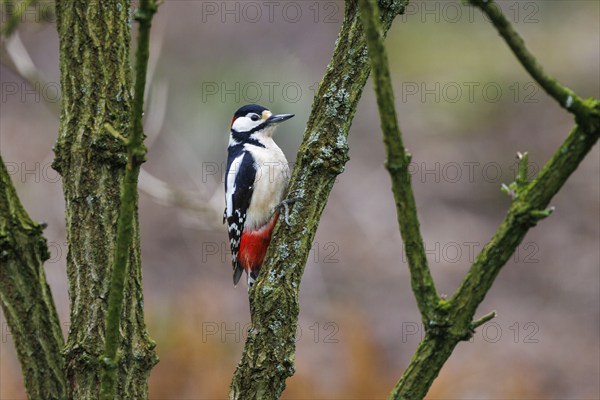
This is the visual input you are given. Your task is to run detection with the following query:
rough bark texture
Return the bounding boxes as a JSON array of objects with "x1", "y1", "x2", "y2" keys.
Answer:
[
  {"x1": 0, "y1": 155, "x2": 67, "y2": 399},
  {"x1": 54, "y1": 1, "x2": 157, "y2": 398},
  {"x1": 229, "y1": 1, "x2": 407, "y2": 398}
]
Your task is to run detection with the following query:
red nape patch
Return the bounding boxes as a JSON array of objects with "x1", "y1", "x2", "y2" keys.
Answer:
[
  {"x1": 238, "y1": 213, "x2": 279, "y2": 276},
  {"x1": 231, "y1": 116, "x2": 237, "y2": 127}
]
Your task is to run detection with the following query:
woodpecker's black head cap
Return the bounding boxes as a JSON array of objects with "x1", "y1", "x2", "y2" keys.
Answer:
[
  {"x1": 230, "y1": 104, "x2": 294, "y2": 135},
  {"x1": 233, "y1": 104, "x2": 268, "y2": 119}
]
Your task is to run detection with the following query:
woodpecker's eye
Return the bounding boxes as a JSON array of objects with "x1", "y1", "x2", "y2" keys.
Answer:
[{"x1": 250, "y1": 114, "x2": 260, "y2": 121}]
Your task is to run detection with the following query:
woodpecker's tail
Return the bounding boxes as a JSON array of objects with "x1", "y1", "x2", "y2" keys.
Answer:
[
  {"x1": 233, "y1": 265, "x2": 257, "y2": 288},
  {"x1": 233, "y1": 264, "x2": 244, "y2": 286}
]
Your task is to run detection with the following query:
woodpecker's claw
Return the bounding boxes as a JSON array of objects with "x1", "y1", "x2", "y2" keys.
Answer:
[{"x1": 277, "y1": 196, "x2": 302, "y2": 227}]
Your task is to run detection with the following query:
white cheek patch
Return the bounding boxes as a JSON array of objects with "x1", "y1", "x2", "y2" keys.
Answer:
[{"x1": 232, "y1": 116, "x2": 261, "y2": 132}]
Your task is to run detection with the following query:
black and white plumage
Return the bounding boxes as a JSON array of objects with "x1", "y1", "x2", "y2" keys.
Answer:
[{"x1": 224, "y1": 104, "x2": 294, "y2": 287}]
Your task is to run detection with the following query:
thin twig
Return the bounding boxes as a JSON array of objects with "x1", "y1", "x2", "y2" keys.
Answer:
[
  {"x1": 469, "y1": 0, "x2": 597, "y2": 124},
  {"x1": 471, "y1": 311, "x2": 497, "y2": 330}
]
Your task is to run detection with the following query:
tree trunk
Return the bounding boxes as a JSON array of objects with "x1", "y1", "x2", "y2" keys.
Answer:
[{"x1": 53, "y1": 1, "x2": 157, "y2": 398}]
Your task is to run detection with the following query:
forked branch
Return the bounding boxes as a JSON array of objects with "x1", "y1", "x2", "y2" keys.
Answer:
[{"x1": 359, "y1": 0, "x2": 599, "y2": 398}]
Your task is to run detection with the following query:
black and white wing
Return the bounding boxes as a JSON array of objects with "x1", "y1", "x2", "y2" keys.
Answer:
[{"x1": 225, "y1": 150, "x2": 256, "y2": 285}]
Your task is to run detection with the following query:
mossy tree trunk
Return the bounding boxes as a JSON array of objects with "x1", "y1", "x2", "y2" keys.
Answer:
[{"x1": 53, "y1": 1, "x2": 157, "y2": 398}]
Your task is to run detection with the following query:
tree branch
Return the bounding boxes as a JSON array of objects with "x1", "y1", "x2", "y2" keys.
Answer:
[
  {"x1": 387, "y1": 95, "x2": 600, "y2": 400},
  {"x1": 359, "y1": 0, "x2": 439, "y2": 321},
  {"x1": 468, "y1": 0, "x2": 599, "y2": 126},
  {"x1": 0, "y1": 154, "x2": 67, "y2": 399},
  {"x1": 379, "y1": 2, "x2": 600, "y2": 398},
  {"x1": 229, "y1": 1, "x2": 407, "y2": 398},
  {"x1": 389, "y1": 118, "x2": 598, "y2": 397},
  {"x1": 451, "y1": 121, "x2": 599, "y2": 322},
  {"x1": 99, "y1": 0, "x2": 158, "y2": 398}
]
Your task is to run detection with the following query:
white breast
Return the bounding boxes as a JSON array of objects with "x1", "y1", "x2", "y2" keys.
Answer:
[{"x1": 244, "y1": 139, "x2": 290, "y2": 231}]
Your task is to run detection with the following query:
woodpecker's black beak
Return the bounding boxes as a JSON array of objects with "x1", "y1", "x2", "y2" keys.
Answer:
[{"x1": 266, "y1": 113, "x2": 294, "y2": 125}]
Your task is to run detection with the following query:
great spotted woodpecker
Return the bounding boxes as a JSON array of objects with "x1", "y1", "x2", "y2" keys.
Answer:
[{"x1": 224, "y1": 104, "x2": 294, "y2": 287}]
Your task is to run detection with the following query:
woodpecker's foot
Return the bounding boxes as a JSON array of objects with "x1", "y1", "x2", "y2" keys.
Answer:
[
  {"x1": 276, "y1": 196, "x2": 302, "y2": 227},
  {"x1": 247, "y1": 271, "x2": 257, "y2": 288}
]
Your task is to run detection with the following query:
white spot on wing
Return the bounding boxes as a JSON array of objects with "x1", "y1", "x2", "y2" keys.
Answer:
[{"x1": 226, "y1": 153, "x2": 245, "y2": 218}]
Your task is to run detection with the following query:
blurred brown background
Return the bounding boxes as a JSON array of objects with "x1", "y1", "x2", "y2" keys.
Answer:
[{"x1": 1, "y1": 1, "x2": 598, "y2": 398}]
